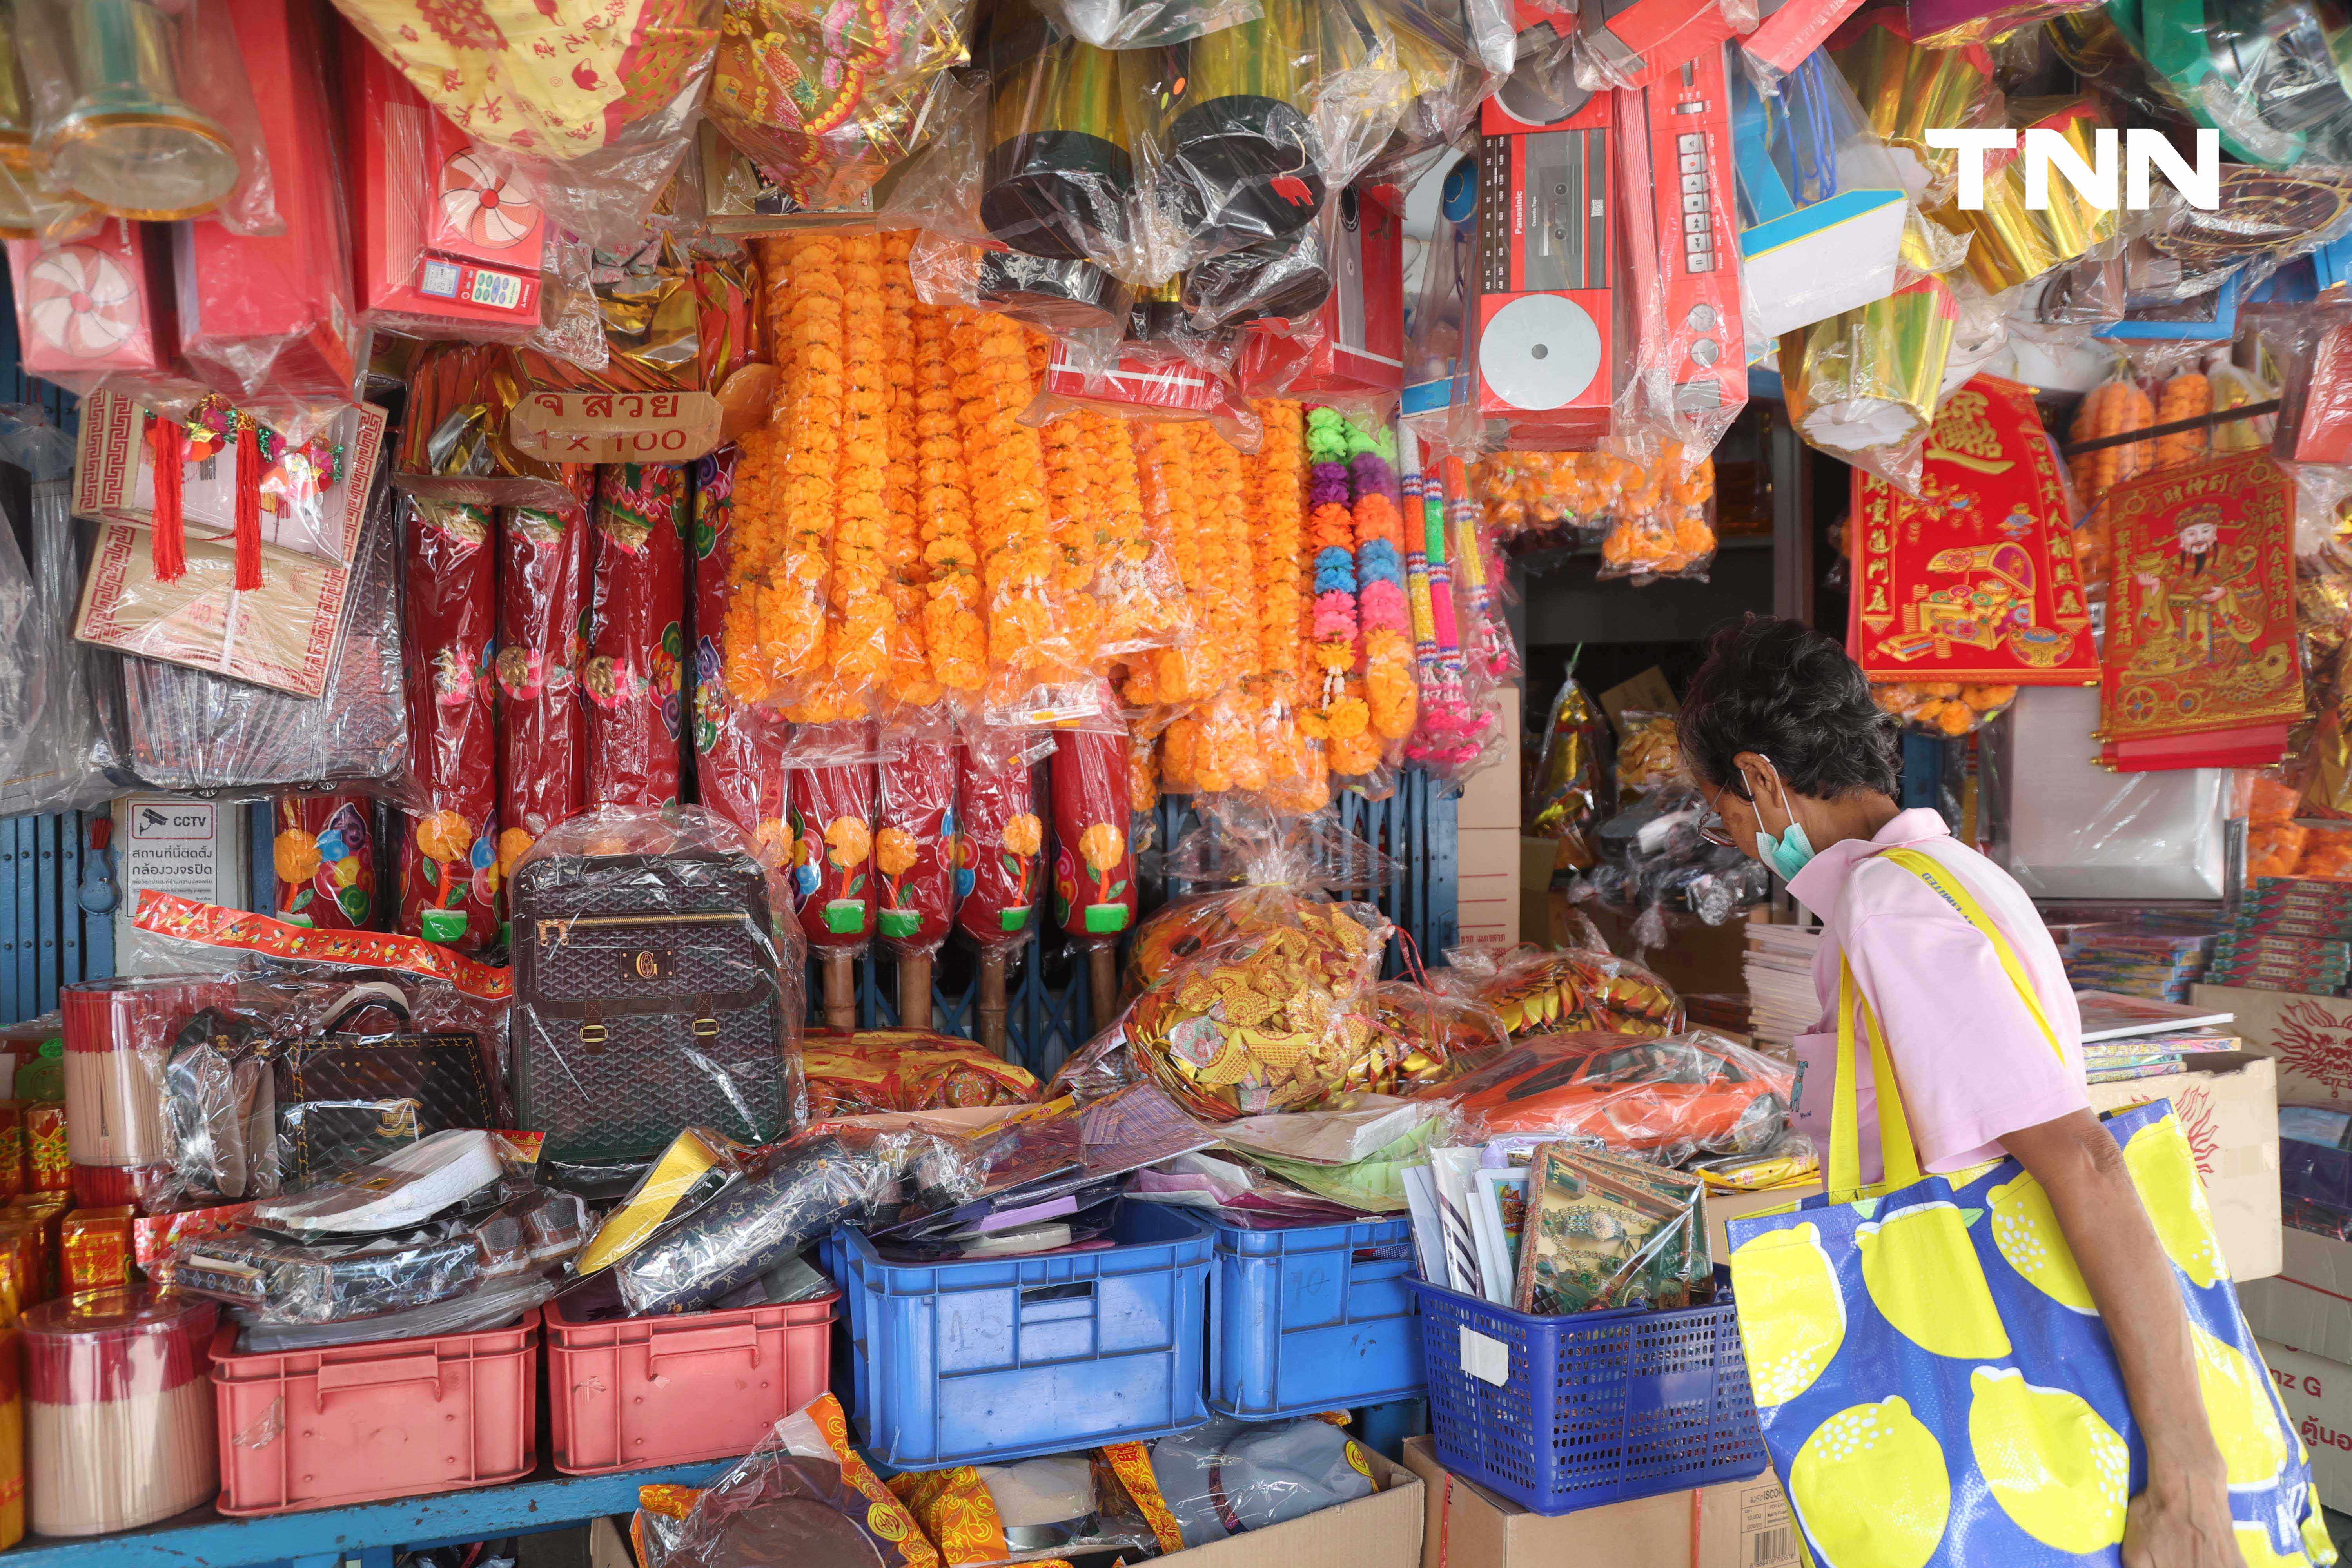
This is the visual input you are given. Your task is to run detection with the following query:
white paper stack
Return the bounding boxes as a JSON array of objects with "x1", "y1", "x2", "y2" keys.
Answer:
[{"x1": 1745, "y1": 919, "x2": 1824, "y2": 1050}]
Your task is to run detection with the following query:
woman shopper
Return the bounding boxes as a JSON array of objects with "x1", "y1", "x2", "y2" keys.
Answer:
[{"x1": 1680, "y1": 613, "x2": 2248, "y2": 1568}]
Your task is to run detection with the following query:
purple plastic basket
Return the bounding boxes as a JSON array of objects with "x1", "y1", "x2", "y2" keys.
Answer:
[{"x1": 1408, "y1": 1273, "x2": 1766, "y2": 1514}]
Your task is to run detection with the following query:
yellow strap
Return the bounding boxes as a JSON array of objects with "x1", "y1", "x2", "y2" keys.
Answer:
[{"x1": 1825, "y1": 846, "x2": 2065, "y2": 1200}]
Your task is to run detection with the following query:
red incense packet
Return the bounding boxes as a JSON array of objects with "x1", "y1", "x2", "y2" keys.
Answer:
[
  {"x1": 399, "y1": 502, "x2": 499, "y2": 949},
  {"x1": 877, "y1": 742, "x2": 958, "y2": 957},
  {"x1": 497, "y1": 468, "x2": 594, "y2": 874},
  {"x1": 956, "y1": 744, "x2": 1042, "y2": 951},
  {"x1": 273, "y1": 793, "x2": 377, "y2": 931},
  {"x1": 691, "y1": 445, "x2": 788, "y2": 855},
  {"x1": 789, "y1": 762, "x2": 879, "y2": 948},
  {"x1": 1051, "y1": 728, "x2": 1137, "y2": 937},
  {"x1": 586, "y1": 463, "x2": 688, "y2": 808}
]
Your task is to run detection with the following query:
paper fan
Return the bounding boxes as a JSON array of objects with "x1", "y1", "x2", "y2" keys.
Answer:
[
  {"x1": 436, "y1": 149, "x2": 542, "y2": 250},
  {"x1": 24, "y1": 246, "x2": 138, "y2": 359}
]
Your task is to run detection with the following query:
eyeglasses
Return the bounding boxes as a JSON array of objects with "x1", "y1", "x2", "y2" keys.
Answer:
[{"x1": 1697, "y1": 784, "x2": 1738, "y2": 849}]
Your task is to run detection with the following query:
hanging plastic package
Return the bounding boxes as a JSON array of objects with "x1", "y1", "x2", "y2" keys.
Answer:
[
  {"x1": 272, "y1": 795, "x2": 379, "y2": 931},
  {"x1": 1927, "y1": 99, "x2": 2120, "y2": 295},
  {"x1": 496, "y1": 470, "x2": 595, "y2": 876},
  {"x1": 0, "y1": 406, "x2": 103, "y2": 818},
  {"x1": 1779, "y1": 271, "x2": 1960, "y2": 494},
  {"x1": 1828, "y1": 9, "x2": 1998, "y2": 210},
  {"x1": 977, "y1": 0, "x2": 1143, "y2": 276},
  {"x1": 399, "y1": 501, "x2": 500, "y2": 951},
  {"x1": 324, "y1": 0, "x2": 722, "y2": 250},
  {"x1": 691, "y1": 445, "x2": 791, "y2": 859},
  {"x1": 586, "y1": 463, "x2": 689, "y2": 810},
  {"x1": 875, "y1": 740, "x2": 960, "y2": 1029},
  {"x1": 791, "y1": 748, "x2": 881, "y2": 1031}
]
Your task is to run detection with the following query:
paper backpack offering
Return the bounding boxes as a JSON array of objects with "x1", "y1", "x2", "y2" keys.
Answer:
[{"x1": 1725, "y1": 847, "x2": 2332, "y2": 1568}]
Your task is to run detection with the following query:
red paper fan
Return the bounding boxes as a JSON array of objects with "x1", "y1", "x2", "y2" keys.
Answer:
[
  {"x1": 435, "y1": 149, "x2": 542, "y2": 252},
  {"x1": 24, "y1": 246, "x2": 138, "y2": 360}
]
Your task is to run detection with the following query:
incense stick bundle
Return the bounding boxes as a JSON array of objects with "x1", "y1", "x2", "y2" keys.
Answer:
[{"x1": 25, "y1": 1290, "x2": 217, "y2": 1536}]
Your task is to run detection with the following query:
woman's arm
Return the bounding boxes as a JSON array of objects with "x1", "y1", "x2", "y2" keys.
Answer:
[{"x1": 2002, "y1": 1110, "x2": 2243, "y2": 1568}]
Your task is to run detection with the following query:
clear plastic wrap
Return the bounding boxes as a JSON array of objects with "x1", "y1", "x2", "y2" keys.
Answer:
[
  {"x1": 1929, "y1": 100, "x2": 2119, "y2": 296},
  {"x1": 1367, "y1": 982, "x2": 1512, "y2": 1089},
  {"x1": 603, "y1": 1125, "x2": 980, "y2": 1317},
  {"x1": 956, "y1": 741, "x2": 1047, "y2": 954},
  {"x1": 4, "y1": 222, "x2": 185, "y2": 408},
  {"x1": 1120, "y1": 807, "x2": 1396, "y2": 1119},
  {"x1": 641, "y1": 1394, "x2": 938, "y2": 1568},
  {"x1": 160, "y1": 1001, "x2": 278, "y2": 1204},
  {"x1": 0, "y1": 407, "x2": 109, "y2": 818},
  {"x1": 1527, "y1": 671, "x2": 1611, "y2": 868},
  {"x1": 170, "y1": 1220, "x2": 511, "y2": 1324},
  {"x1": 497, "y1": 472, "x2": 595, "y2": 871},
  {"x1": 326, "y1": 0, "x2": 721, "y2": 252},
  {"x1": 586, "y1": 462, "x2": 689, "y2": 809},
  {"x1": 1039, "y1": 0, "x2": 1264, "y2": 49},
  {"x1": 576, "y1": 1127, "x2": 750, "y2": 1276},
  {"x1": 891, "y1": 1449, "x2": 1167, "y2": 1566},
  {"x1": 1509, "y1": 1141, "x2": 1708, "y2": 1312},
  {"x1": 1596, "y1": 446, "x2": 1717, "y2": 583},
  {"x1": 393, "y1": 342, "x2": 579, "y2": 512},
  {"x1": 1430, "y1": 939, "x2": 1683, "y2": 1038},
  {"x1": 23, "y1": 1290, "x2": 219, "y2": 1538},
  {"x1": 1050, "y1": 726, "x2": 1139, "y2": 944},
  {"x1": 510, "y1": 804, "x2": 809, "y2": 1165},
  {"x1": 1577, "y1": 779, "x2": 1771, "y2": 943},
  {"x1": 112, "y1": 475, "x2": 411, "y2": 797},
  {"x1": 976, "y1": 4, "x2": 1143, "y2": 275},
  {"x1": 2270, "y1": 303, "x2": 2352, "y2": 466},
  {"x1": 1828, "y1": 9, "x2": 1998, "y2": 211},
  {"x1": 1146, "y1": 1417, "x2": 1378, "y2": 1545},
  {"x1": 805, "y1": 1031, "x2": 1044, "y2": 1116},
  {"x1": 61, "y1": 975, "x2": 240, "y2": 1214},
  {"x1": 877, "y1": 741, "x2": 962, "y2": 965},
  {"x1": 399, "y1": 500, "x2": 500, "y2": 949},
  {"x1": 250, "y1": 1129, "x2": 514, "y2": 1238},
  {"x1": 230, "y1": 1270, "x2": 555, "y2": 1354},
  {"x1": 1430, "y1": 1028, "x2": 1795, "y2": 1163},
  {"x1": 14, "y1": 0, "x2": 272, "y2": 230},
  {"x1": 1778, "y1": 270, "x2": 1959, "y2": 494}
]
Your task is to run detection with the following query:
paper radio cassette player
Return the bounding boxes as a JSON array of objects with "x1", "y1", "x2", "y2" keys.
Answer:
[{"x1": 1475, "y1": 83, "x2": 1616, "y2": 437}]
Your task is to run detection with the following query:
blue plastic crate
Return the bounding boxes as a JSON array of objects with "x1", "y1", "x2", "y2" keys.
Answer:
[
  {"x1": 834, "y1": 1203, "x2": 1214, "y2": 1467},
  {"x1": 1408, "y1": 1274, "x2": 1766, "y2": 1515},
  {"x1": 1209, "y1": 1216, "x2": 1425, "y2": 1419}
]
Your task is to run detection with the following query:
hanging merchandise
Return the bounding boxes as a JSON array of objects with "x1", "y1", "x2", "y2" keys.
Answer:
[
  {"x1": 2100, "y1": 448, "x2": 2303, "y2": 771},
  {"x1": 2270, "y1": 301, "x2": 2352, "y2": 465},
  {"x1": 12, "y1": 0, "x2": 271, "y2": 232},
  {"x1": 1236, "y1": 183, "x2": 1406, "y2": 401},
  {"x1": 1527, "y1": 668, "x2": 1612, "y2": 868},
  {"x1": 324, "y1": 0, "x2": 722, "y2": 250},
  {"x1": 876, "y1": 741, "x2": 962, "y2": 1029},
  {"x1": 399, "y1": 501, "x2": 500, "y2": 950},
  {"x1": 792, "y1": 750, "x2": 882, "y2": 1031},
  {"x1": 1928, "y1": 100, "x2": 2121, "y2": 296},
  {"x1": 1052, "y1": 724, "x2": 1138, "y2": 1021},
  {"x1": 272, "y1": 795, "x2": 379, "y2": 931},
  {"x1": 1828, "y1": 9, "x2": 1997, "y2": 209},
  {"x1": 586, "y1": 463, "x2": 689, "y2": 810},
  {"x1": 977, "y1": 3, "x2": 1140, "y2": 271},
  {"x1": 955, "y1": 741, "x2": 1044, "y2": 1056},
  {"x1": 1778, "y1": 272, "x2": 1960, "y2": 493},
  {"x1": 690, "y1": 445, "x2": 790, "y2": 858},
  {"x1": 2052, "y1": 0, "x2": 2352, "y2": 170},
  {"x1": 497, "y1": 471, "x2": 595, "y2": 874},
  {"x1": 0, "y1": 407, "x2": 108, "y2": 818},
  {"x1": 5, "y1": 222, "x2": 174, "y2": 390},
  {"x1": 1849, "y1": 378, "x2": 2100, "y2": 714}
]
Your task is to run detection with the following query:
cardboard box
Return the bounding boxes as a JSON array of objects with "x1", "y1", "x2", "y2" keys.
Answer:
[
  {"x1": 1402, "y1": 1436, "x2": 1795, "y2": 1568},
  {"x1": 2194, "y1": 983, "x2": 2352, "y2": 1110},
  {"x1": 2244, "y1": 1226, "x2": 2352, "y2": 1363},
  {"x1": 2258, "y1": 1337, "x2": 2352, "y2": 1505},
  {"x1": 1709, "y1": 1180, "x2": 1821, "y2": 1260},
  {"x1": 1455, "y1": 693, "x2": 1522, "y2": 832},
  {"x1": 2087, "y1": 1051, "x2": 2280, "y2": 1282},
  {"x1": 1179, "y1": 1445, "x2": 1423, "y2": 1568},
  {"x1": 1457, "y1": 828, "x2": 1522, "y2": 954}
]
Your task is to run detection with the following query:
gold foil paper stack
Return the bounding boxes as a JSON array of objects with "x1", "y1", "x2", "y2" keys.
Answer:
[
  {"x1": 1929, "y1": 102, "x2": 2119, "y2": 292},
  {"x1": 1780, "y1": 273, "x2": 1960, "y2": 462}
]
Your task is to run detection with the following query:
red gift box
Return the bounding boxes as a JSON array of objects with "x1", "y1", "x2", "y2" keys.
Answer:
[
  {"x1": 344, "y1": 29, "x2": 544, "y2": 337},
  {"x1": 8, "y1": 224, "x2": 171, "y2": 379},
  {"x1": 178, "y1": 0, "x2": 358, "y2": 406}
]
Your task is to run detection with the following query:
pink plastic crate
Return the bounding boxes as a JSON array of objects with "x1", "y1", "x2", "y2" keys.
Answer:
[
  {"x1": 209, "y1": 1310, "x2": 539, "y2": 1515},
  {"x1": 545, "y1": 1293, "x2": 837, "y2": 1474}
]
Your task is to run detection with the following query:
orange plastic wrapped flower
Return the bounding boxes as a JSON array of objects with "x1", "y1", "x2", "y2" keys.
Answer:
[
  {"x1": 1003, "y1": 812, "x2": 1043, "y2": 857},
  {"x1": 825, "y1": 816, "x2": 872, "y2": 869},
  {"x1": 274, "y1": 830, "x2": 322, "y2": 886},
  {"x1": 913, "y1": 300, "x2": 985, "y2": 695}
]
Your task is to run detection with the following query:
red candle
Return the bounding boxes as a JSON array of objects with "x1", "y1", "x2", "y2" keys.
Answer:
[
  {"x1": 955, "y1": 744, "x2": 1042, "y2": 951},
  {"x1": 399, "y1": 502, "x2": 498, "y2": 949},
  {"x1": 1051, "y1": 728, "x2": 1137, "y2": 938},
  {"x1": 497, "y1": 468, "x2": 593, "y2": 873},
  {"x1": 690, "y1": 446, "x2": 788, "y2": 856},
  {"x1": 877, "y1": 741, "x2": 959, "y2": 957},
  {"x1": 272, "y1": 793, "x2": 377, "y2": 931},
  {"x1": 585, "y1": 463, "x2": 688, "y2": 808},
  {"x1": 789, "y1": 760, "x2": 880, "y2": 949}
]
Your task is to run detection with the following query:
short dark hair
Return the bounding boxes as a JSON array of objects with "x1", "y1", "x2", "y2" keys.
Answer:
[{"x1": 1679, "y1": 614, "x2": 1899, "y2": 800}]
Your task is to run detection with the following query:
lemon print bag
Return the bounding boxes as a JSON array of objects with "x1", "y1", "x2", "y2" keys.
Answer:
[{"x1": 1725, "y1": 848, "x2": 2332, "y2": 1568}]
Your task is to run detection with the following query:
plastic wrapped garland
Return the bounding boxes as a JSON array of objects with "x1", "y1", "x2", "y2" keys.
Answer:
[
  {"x1": 1873, "y1": 680, "x2": 2017, "y2": 737},
  {"x1": 1430, "y1": 941, "x2": 1683, "y2": 1040},
  {"x1": 1597, "y1": 446, "x2": 1717, "y2": 584},
  {"x1": 1428, "y1": 1030, "x2": 1794, "y2": 1167}
]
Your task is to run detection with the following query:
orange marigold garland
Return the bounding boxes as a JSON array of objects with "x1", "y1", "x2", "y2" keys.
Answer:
[
  {"x1": 951, "y1": 310, "x2": 1057, "y2": 701},
  {"x1": 1090, "y1": 411, "x2": 1176, "y2": 661},
  {"x1": 767, "y1": 233, "x2": 842, "y2": 693},
  {"x1": 1189, "y1": 423, "x2": 1263, "y2": 794},
  {"x1": 1251, "y1": 400, "x2": 1305, "y2": 694},
  {"x1": 722, "y1": 424, "x2": 782, "y2": 703},
  {"x1": 1038, "y1": 396, "x2": 1103, "y2": 665},
  {"x1": 913, "y1": 302, "x2": 985, "y2": 696},
  {"x1": 1137, "y1": 422, "x2": 1207, "y2": 705},
  {"x1": 880, "y1": 232, "x2": 939, "y2": 710}
]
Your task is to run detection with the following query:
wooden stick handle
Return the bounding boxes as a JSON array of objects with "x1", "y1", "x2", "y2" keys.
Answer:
[
  {"x1": 1088, "y1": 942, "x2": 1118, "y2": 1030},
  {"x1": 978, "y1": 953, "x2": 1009, "y2": 1058},
  {"x1": 898, "y1": 955, "x2": 933, "y2": 1031},
  {"x1": 823, "y1": 951, "x2": 858, "y2": 1033}
]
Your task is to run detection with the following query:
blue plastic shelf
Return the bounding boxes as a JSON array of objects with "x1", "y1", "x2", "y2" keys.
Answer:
[{"x1": 0, "y1": 1457, "x2": 728, "y2": 1568}]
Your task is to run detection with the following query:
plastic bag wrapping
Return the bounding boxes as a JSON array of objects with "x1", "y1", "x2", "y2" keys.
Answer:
[
  {"x1": 573, "y1": 1127, "x2": 749, "y2": 1276},
  {"x1": 1905, "y1": 0, "x2": 2098, "y2": 49},
  {"x1": 60, "y1": 974, "x2": 241, "y2": 1214},
  {"x1": 891, "y1": 1449, "x2": 1167, "y2": 1567},
  {"x1": 394, "y1": 342, "x2": 577, "y2": 511},
  {"x1": 1400, "y1": 437, "x2": 1497, "y2": 783},
  {"x1": 1503, "y1": 1142, "x2": 1709, "y2": 1312},
  {"x1": 0, "y1": 405, "x2": 107, "y2": 816},
  {"x1": 974, "y1": 4, "x2": 1145, "y2": 277},
  {"x1": 1779, "y1": 270, "x2": 1958, "y2": 494},
  {"x1": 1038, "y1": 0, "x2": 1264, "y2": 49},
  {"x1": 231, "y1": 1270, "x2": 555, "y2": 1354},
  {"x1": 1368, "y1": 982, "x2": 1511, "y2": 1089},
  {"x1": 1468, "y1": 450, "x2": 1640, "y2": 541},
  {"x1": 1872, "y1": 679, "x2": 2017, "y2": 737},
  {"x1": 397, "y1": 500, "x2": 500, "y2": 949},
  {"x1": 497, "y1": 474, "x2": 595, "y2": 874},
  {"x1": 956, "y1": 742, "x2": 1046, "y2": 954},
  {"x1": 13, "y1": 0, "x2": 274, "y2": 233},
  {"x1": 115, "y1": 477, "x2": 410, "y2": 798},
  {"x1": 1592, "y1": 449, "x2": 1717, "y2": 585},
  {"x1": 875, "y1": 741, "x2": 961, "y2": 960},
  {"x1": 1182, "y1": 216, "x2": 1332, "y2": 330},
  {"x1": 0, "y1": 463, "x2": 51, "y2": 798},
  {"x1": 1527, "y1": 672, "x2": 1610, "y2": 869},
  {"x1": 2270, "y1": 304, "x2": 2352, "y2": 466},
  {"x1": 273, "y1": 794, "x2": 381, "y2": 931},
  {"x1": 1430, "y1": 940, "x2": 1682, "y2": 1038},
  {"x1": 585, "y1": 463, "x2": 689, "y2": 809},
  {"x1": 788, "y1": 755, "x2": 881, "y2": 956},
  {"x1": 1398, "y1": 149, "x2": 1479, "y2": 454},
  {"x1": 609, "y1": 1125, "x2": 980, "y2": 1316},
  {"x1": 806, "y1": 1031, "x2": 1044, "y2": 1116},
  {"x1": 1926, "y1": 100, "x2": 2117, "y2": 296},
  {"x1": 1576, "y1": 781, "x2": 1771, "y2": 945},
  {"x1": 1729, "y1": 48, "x2": 1967, "y2": 343},
  {"x1": 1147, "y1": 1417, "x2": 1377, "y2": 1546},
  {"x1": 1828, "y1": 10, "x2": 1999, "y2": 212},
  {"x1": 1427, "y1": 1029, "x2": 1793, "y2": 1164},
  {"x1": 689, "y1": 445, "x2": 789, "y2": 860},
  {"x1": 326, "y1": 0, "x2": 719, "y2": 252},
  {"x1": 637, "y1": 1395, "x2": 942, "y2": 1568},
  {"x1": 704, "y1": 0, "x2": 970, "y2": 218}
]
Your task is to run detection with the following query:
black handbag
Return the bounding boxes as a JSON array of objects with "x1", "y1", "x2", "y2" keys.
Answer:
[
  {"x1": 510, "y1": 848, "x2": 792, "y2": 1165},
  {"x1": 272, "y1": 985, "x2": 497, "y2": 1187}
]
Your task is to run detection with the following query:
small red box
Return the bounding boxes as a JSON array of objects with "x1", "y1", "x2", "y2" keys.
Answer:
[
  {"x1": 344, "y1": 30, "x2": 544, "y2": 335},
  {"x1": 7, "y1": 225, "x2": 171, "y2": 380},
  {"x1": 177, "y1": 0, "x2": 358, "y2": 406}
]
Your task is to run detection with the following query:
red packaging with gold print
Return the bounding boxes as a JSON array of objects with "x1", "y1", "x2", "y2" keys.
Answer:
[
  {"x1": 586, "y1": 463, "x2": 688, "y2": 808},
  {"x1": 0, "y1": 1106, "x2": 24, "y2": 1203},
  {"x1": 497, "y1": 468, "x2": 595, "y2": 873},
  {"x1": 401, "y1": 501, "x2": 500, "y2": 948},
  {"x1": 22, "y1": 1107, "x2": 65, "y2": 1201},
  {"x1": 60, "y1": 1209, "x2": 134, "y2": 1300}
]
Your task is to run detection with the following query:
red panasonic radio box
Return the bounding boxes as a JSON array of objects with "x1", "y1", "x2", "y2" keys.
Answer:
[
  {"x1": 1239, "y1": 184, "x2": 1405, "y2": 397},
  {"x1": 1617, "y1": 44, "x2": 1745, "y2": 419}
]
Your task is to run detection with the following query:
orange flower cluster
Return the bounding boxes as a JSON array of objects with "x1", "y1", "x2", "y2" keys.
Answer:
[
  {"x1": 1252, "y1": 400, "x2": 1305, "y2": 691},
  {"x1": 911, "y1": 300, "x2": 985, "y2": 694},
  {"x1": 1038, "y1": 375, "x2": 1103, "y2": 659},
  {"x1": 1127, "y1": 731, "x2": 1160, "y2": 813},
  {"x1": 880, "y1": 232, "x2": 939, "y2": 710},
  {"x1": 1189, "y1": 423, "x2": 1256, "y2": 692},
  {"x1": 769, "y1": 234, "x2": 843, "y2": 688},
  {"x1": 949, "y1": 310, "x2": 1058, "y2": 698},
  {"x1": 1133, "y1": 423, "x2": 1205, "y2": 706},
  {"x1": 1598, "y1": 445, "x2": 1716, "y2": 581},
  {"x1": 1356, "y1": 482, "x2": 1416, "y2": 742},
  {"x1": 1087, "y1": 412, "x2": 1172, "y2": 659}
]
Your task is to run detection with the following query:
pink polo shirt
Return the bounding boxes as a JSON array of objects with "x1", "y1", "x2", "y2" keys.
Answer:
[{"x1": 1784, "y1": 808, "x2": 2088, "y2": 1181}]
